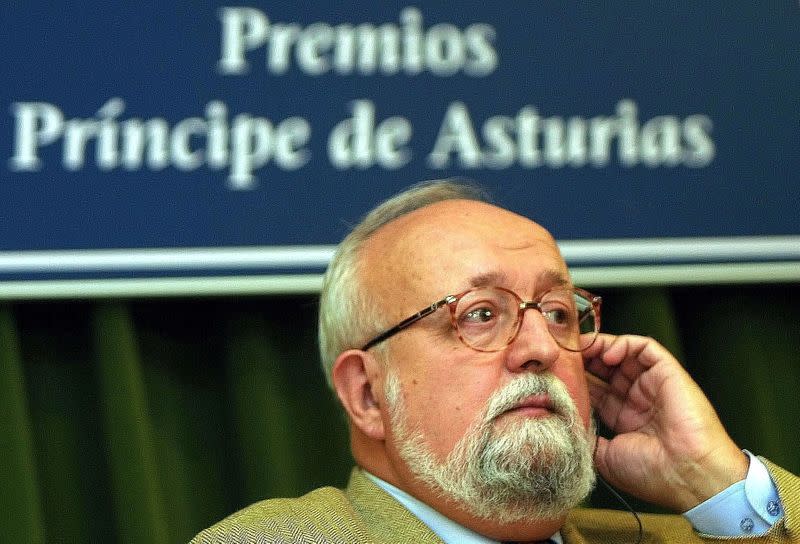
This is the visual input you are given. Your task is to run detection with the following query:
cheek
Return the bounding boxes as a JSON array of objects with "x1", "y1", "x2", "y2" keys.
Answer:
[
  {"x1": 555, "y1": 358, "x2": 592, "y2": 425},
  {"x1": 574, "y1": 384, "x2": 593, "y2": 427},
  {"x1": 400, "y1": 369, "x2": 492, "y2": 456}
]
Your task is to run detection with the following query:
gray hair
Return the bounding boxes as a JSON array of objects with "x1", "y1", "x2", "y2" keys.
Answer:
[{"x1": 318, "y1": 179, "x2": 491, "y2": 388}]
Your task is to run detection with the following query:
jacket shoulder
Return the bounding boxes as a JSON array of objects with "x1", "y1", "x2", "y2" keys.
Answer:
[{"x1": 190, "y1": 486, "x2": 370, "y2": 544}]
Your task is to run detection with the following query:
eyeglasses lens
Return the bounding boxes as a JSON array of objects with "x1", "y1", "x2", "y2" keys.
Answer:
[{"x1": 453, "y1": 288, "x2": 597, "y2": 352}]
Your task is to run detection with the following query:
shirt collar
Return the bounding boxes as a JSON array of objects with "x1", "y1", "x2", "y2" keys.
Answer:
[{"x1": 364, "y1": 471, "x2": 562, "y2": 544}]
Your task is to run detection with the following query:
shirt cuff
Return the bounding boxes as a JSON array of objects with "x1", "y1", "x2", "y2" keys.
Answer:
[{"x1": 683, "y1": 450, "x2": 784, "y2": 537}]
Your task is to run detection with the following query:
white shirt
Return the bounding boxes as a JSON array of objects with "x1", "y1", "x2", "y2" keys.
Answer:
[{"x1": 685, "y1": 450, "x2": 784, "y2": 537}]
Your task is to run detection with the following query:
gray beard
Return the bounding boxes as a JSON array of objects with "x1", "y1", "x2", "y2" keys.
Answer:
[{"x1": 385, "y1": 372, "x2": 596, "y2": 523}]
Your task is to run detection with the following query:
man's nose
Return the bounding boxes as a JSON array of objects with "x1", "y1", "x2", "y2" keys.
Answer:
[{"x1": 503, "y1": 307, "x2": 560, "y2": 372}]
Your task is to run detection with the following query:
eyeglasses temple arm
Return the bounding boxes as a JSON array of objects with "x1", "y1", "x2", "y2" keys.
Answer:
[{"x1": 360, "y1": 295, "x2": 452, "y2": 351}]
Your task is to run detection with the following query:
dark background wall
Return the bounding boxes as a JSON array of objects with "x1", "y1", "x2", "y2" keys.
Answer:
[{"x1": 2, "y1": 284, "x2": 798, "y2": 543}]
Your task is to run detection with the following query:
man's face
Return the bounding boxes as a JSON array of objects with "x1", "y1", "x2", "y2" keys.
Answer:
[{"x1": 361, "y1": 199, "x2": 595, "y2": 517}]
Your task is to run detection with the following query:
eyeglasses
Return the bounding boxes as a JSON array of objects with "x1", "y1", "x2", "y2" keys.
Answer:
[{"x1": 361, "y1": 286, "x2": 602, "y2": 353}]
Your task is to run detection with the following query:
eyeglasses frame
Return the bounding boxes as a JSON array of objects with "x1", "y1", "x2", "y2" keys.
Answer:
[{"x1": 360, "y1": 286, "x2": 602, "y2": 353}]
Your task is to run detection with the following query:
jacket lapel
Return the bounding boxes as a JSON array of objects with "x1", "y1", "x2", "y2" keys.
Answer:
[{"x1": 346, "y1": 469, "x2": 446, "y2": 543}]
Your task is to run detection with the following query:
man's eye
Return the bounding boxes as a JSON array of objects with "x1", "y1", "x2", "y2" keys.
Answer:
[
  {"x1": 463, "y1": 307, "x2": 495, "y2": 323},
  {"x1": 543, "y1": 308, "x2": 570, "y2": 325}
]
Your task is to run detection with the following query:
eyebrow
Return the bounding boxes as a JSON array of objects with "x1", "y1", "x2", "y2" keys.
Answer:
[
  {"x1": 467, "y1": 271, "x2": 509, "y2": 288},
  {"x1": 465, "y1": 269, "x2": 571, "y2": 291},
  {"x1": 542, "y1": 269, "x2": 572, "y2": 288}
]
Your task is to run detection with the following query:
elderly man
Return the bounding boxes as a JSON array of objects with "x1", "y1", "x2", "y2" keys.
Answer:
[{"x1": 193, "y1": 180, "x2": 797, "y2": 543}]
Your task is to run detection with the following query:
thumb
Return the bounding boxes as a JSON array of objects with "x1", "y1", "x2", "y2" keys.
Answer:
[{"x1": 593, "y1": 434, "x2": 613, "y2": 482}]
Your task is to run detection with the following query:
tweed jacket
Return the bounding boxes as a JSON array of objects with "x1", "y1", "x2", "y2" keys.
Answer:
[{"x1": 191, "y1": 459, "x2": 798, "y2": 543}]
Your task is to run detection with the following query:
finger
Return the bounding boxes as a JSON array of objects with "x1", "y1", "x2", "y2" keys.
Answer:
[
  {"x1": 586, "y1": 361, "x2": 639, "y2": 418},
  {"x1": 588, "y1": 381, "x2": 622, "y2": 429},
  {"x1": 587, "y1": 373, "x2": 633, "y2": 429},
  {"x1": 584, "y1": 357, "x2": 614, "y2": 381},
  {"x1": 586, "y1": 335, "x2": 678, "y2": 397},
  {"x1": 584, "y1": 333, "x2": 665, "y2": 367},
  {"x1": 592, "y1": 434, "x2": 612, "y2": 482},
  {"x1": 584, "y1": 335, "x2": 648, "y2": 389},
  {"x1": 602, "y1": 334, "x2": 674, "y2": 371},
  {"x1": 585, "y1": 371, "x2": 610, "y2": 404},
  {"x1": 581, "y1": 332, "x2": 620, "y2": 361},
  {"x1": 582, "y1": 333, "x2": 625, "y2": 380}
]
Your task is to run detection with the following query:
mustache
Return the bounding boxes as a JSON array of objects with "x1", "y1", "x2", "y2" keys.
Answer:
[{"x1": 483, "y1": 373, "x2": 577, "y2": 423}]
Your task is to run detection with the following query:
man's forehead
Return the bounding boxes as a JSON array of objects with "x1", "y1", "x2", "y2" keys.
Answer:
[{"x1": 361, "y1": 199, "x2": 566, "y2": 296}]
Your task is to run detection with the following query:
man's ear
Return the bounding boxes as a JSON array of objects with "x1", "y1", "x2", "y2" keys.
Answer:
[{"x1": 331, "y1": 349, "x2": 387, "y2": 440}]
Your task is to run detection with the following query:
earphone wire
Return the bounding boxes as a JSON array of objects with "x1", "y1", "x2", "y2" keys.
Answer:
[
  {"x1": 592, "y1": 430, "x2": 643, "y2": 544},
  {"x1": 595, "y1": 473, "x2": 643, "y2": 544}
]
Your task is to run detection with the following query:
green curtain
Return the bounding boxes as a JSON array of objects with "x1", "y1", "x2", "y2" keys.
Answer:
[{"x1": 1, "y1": 286, "x2": 798, "y2": 542}]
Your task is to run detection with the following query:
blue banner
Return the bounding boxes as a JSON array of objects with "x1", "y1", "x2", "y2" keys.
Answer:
[{"x1": 2, "y1": 2, "x2": 799, "y2": 294}]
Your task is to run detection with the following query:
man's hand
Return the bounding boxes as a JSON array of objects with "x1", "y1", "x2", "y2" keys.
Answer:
[{"x1": 582, "y1": 333, "x2": 749, "y2": 512}]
